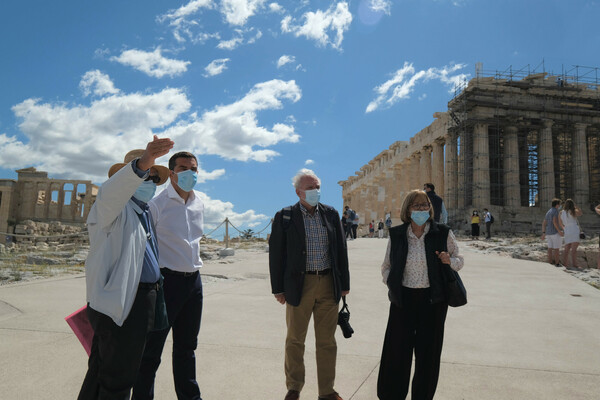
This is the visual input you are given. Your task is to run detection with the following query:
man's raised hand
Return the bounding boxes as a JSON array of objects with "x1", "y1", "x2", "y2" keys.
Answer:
[{"x1": 138, "y1": 135, "x2": 174, "y2": 171}]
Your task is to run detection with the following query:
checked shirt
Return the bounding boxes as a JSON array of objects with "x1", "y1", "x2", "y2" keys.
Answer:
[{"x1": 299, "y1": 203, "x2": 332, "y2": 272}]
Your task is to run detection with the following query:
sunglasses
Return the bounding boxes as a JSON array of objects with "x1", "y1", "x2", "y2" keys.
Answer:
[{"x1": 145, "y1": 175, "x2": 160, "y2": 184}]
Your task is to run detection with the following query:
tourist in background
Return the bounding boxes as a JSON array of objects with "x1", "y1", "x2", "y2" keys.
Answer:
[
  {"x1": 423, "y1": 183, "x2": 445, "y2": 223},
  {"x1": 559, "y1": 199, "x2": 583, "y2": 270},
  {"x1": 344, "y1": 206, "x2": 356, "y2": 240},
  {"x1": 385, "y1": 215, "x2": 392, "y2": 237},
  {"x1": 341, "y1": 212, "x2": 349, "y2": 239},
  {"x1": 377, "y1": 190, "x2": 464, "y2": 400},
  {"x1": 541, "y1": 199, "x2": 564, "y2": 268},
  {"x1": 269, "y1": 169, "x2": 350, "y2": 400},
  {"x1": 369, "y1": 220, "x2": 375, "y2": 238},
  {"x1": 78, "y1": 136, "x2": 173, "y2": 400},
  {"x1": 134, "y1": 152, "x2": 205, "y2": 400},
  {"x1": 471, "y1": 210, "x2": 480, "y2": 240},
  {"x1": 352, "y1": 212, "x2": 359, "y2": 239},
  {"x1": 483, "y1": 208, "x2": 492, "y2": 239},
  {"x1": 378, "y1": 218, "x2": 385, "y2": 239}
]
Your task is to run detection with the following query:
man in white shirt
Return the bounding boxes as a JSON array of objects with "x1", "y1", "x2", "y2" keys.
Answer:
[{"x1": 134, "y1": 152, "x2": 205, "y2": 400}]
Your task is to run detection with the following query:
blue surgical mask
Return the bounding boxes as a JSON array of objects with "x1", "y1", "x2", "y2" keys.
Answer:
[
  {"x1": 411, "y1": 210, "x2": 430, "y2": 226},
  {"x1": 176, "y1": 169, "x2": 197, "y2": 192},
  {"x1": 304, "y1": 189, "x2": 320, "y2": 206},
  {"x1": 133, "y1": 181, "x2": 156, "y2": 203}
]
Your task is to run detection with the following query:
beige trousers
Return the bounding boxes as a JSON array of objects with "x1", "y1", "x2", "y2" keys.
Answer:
[{"x1": 285, "y1": 274, "x2": 339, "y2": 396}]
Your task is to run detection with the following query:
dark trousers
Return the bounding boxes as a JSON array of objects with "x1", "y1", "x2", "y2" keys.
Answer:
[
  {"x1": 485, "y1": 221, "x2": 491, "y2": 238},
  {"x1": 351, "y1": 224, "x2": 357, "y2": 239},
  {"x1": 133, "y1": 271, "x2": 203, "y2": 400},
  {"x1": 78, "y1": 286, "x2": 157, "y2": 400},
  {"x1": 377, "y1": 288, "x2": 448, "y2": 400}
]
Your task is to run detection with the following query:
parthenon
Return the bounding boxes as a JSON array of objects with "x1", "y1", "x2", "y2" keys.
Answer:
[{"x1": 339, "y1": 65, "x2": 600, "y2": 234}]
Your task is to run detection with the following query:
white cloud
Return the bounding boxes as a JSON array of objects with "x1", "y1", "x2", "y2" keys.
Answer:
[
  {"x1": 269, "y1": 2, "x2": 284, "y2": 13},
  {"x1": 204, "y1": 58, "x2": 231, "y2": 77},
  {"x1": 277, "y1": 54, "x2": 296, "y2": 68},
  {"x1": 281, "y1": 2, "x2": 352, "y2": 50},
  {"x1": 366, "y1": 62, "x2": 468, "y2": 113},
  {"x1": 418, "y1": 93, "x2": 427, "y2": 101},
  {"x1": 162, "y1": 79, "x2": 302, "y2": 162},
  {"x1": 111, "y1": 47, "x2": 191, "y2": 78},
  {"x1": 197, "y1": 191, "x2": 268, "y2": 230},
  {"x1": 158, "y1": 0, "x2": 215, "y2": 43},
  {"x1": 79, "y1": 70, "x2": 120, "y2": 97},
  {"x1": 221, "y1": 0, "x2": 267, "y2": 26},
  {"x1": 217, "y1": 35, "x2": 245, "y2": 50},
  {"x1": 369, "y1": 0, "x2": 391, "y2": 15},
  {"x1": 304, "y1": 159, "x2": 314, "y2": 165}
]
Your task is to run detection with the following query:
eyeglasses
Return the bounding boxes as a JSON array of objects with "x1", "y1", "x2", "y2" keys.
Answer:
[
  {"x1": 411, "y1": 203, "x2": 430, "y2": 210},
  {"x1": 145, "y1": 175, "x2": 160, "y2": 184}
]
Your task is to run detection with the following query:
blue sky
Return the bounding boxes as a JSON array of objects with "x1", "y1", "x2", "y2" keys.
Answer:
[{"x1": 1, "y1": 0, "x2": 599, "y2": 237}]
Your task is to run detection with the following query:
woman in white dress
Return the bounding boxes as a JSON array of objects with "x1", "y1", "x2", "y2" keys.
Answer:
[{"x1": 560, "y1": 199, "x2": 583, "y2": 269}]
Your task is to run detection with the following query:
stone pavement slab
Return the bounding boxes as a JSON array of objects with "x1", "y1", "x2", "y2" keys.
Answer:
[{"x1": 0, "y1": 238, "x2": 599, "y2": 399}]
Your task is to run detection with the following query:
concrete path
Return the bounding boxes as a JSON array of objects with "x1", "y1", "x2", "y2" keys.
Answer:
[{"x1": 1, "y1": 238, "x2": 599, "y2": 399}]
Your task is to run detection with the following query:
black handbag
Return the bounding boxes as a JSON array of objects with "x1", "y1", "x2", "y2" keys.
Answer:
[
  {"x1": 442, "y1": 265, "x2": 467, "y2": 307},
  {"x1": 337, "y1": 296, "x2": 354, "y2": 338}
]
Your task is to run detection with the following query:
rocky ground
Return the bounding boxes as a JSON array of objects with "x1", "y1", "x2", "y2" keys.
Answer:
[
  {"x1": 460, "y1": 234, "x2": 600, "y2": 289},
  {"x1": 1, "y1": 235, "x2": 599, "y2": 290}
]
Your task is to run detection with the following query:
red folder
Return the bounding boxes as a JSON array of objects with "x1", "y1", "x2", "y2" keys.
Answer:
[{"x1": 65, "y1": 305, "x2": 94, "y2": 356}]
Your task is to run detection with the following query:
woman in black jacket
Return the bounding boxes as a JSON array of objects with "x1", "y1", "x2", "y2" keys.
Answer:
[{"x1": 377, "y1": 190, "x2": 464, "y2": 400}]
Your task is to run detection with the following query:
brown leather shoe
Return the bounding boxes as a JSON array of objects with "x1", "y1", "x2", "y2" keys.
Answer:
[
  {"x1": 318, "y1": 392, "x2": 343, "y2": 400},
  {"x1": 285, "y1": 389, "x2": 300, "y2": 400}
]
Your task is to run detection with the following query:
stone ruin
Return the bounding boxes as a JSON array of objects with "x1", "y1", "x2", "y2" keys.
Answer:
[{"x1": 339, "y1": 64, "x2": 600, "y2": 236}]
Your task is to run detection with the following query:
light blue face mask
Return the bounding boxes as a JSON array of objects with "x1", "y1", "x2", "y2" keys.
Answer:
[
  {"x1": 176, "y1": 169, "x2": 197, "y2": 192},
  {"x1": 304, "y1": 189, "x2": 320, "y2": 207},
  {"x1": 411, "y1": 210, "x2": 430, "y2": 226},
  {"x1": 133, "y1": 181, "x2": 157, "y2": 203}
]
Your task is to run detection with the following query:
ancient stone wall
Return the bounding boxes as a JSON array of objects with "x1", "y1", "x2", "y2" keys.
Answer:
[{"x1": 339, "y1": 71, "x2": 600, "y2": 235}]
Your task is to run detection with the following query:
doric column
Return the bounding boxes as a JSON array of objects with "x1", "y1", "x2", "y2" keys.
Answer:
[
  {"x1": 445, "y1": 132, "x2": 458, "y2": 209},
  {"x1": 420, "y1": 146, "x2": 432, "y2": 187},
  {"x1": 392, "y1": 165, "x2": 404, "y2": 217},
  {"x1": 409, "y1": 153, "x2": 421, "y2": 190},
  {"x1": 503, "y1": 125, "x2": 521, "y2": 207},
  {"x1": 457, "y1": 132, "x2": 465, "y2": 209},
  {"x1": 573, "y1": 123, "x2": 590, "y2": 207},
  {"x1": 432, "y1": 139, "x2": 445, "y2": 197},
  {"x1": 472, "y1": 123, "x2": 490, "y2": 208},
  {"x1": 538, "y1": 119, "x2": 555, "y2": 207}
]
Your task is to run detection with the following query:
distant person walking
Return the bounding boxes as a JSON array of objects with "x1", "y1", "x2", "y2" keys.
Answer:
[
  {"x1": 377, "y1": 189, "x2": 464, "y2": 400},
  {"x1": 471, "y1": 210, "x2": 480, "y2": 240},
  {"x1": 344, "y1": 206, "x2": 356, "y2": 240},
  {"x1": 483, "y1": 208, "x2": 492, "y2": 239},
  {"x1": 541, "y1": 199, "x2": 564, "y2": 267},
  {"x1": 560, "y1": 199, "x2": 583, "y2": 270},
  {"x1": 378, "y1": 218, "x2": 385, "y2": 239},
  {"x1": 369, "y1": 220, "x2": 375, "y2": 238},
  {"x1": 269, "y1": 169, "x2": 350, "y2": 400},
  {"x1": 352, "y1": 212, "x2": 359, "y2": 239},
  {"x1": 385, "y1": 215, "x2": 392, "y2": 237},
  {"x1": 341, "y1": 212, "x2": 349, "y2": 239}
]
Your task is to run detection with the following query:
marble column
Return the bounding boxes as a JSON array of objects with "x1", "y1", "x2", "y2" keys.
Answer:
[
  {"x1": 445, "y1": 132, "x2": 458, "y2": 209},
  {"x1": 538, "y1": 119, "x2": 555, "y2": 208},
  {"x1": 432, "y1": 139, "x2": 445, "y2": 197},
  {"x1": 457, "y1": 132, "x2": 466, "y2": 209},
  {"x1": 472, "y1": 123, "x2": 490, "y2": 208},
  {"x1": 573, "y1": 123, "x2": 590, "y2": 207},
  {"x1": 503, "y1": 125, "x2": 521, "y2": 208},
  {"x1": 420, "y1": 146, "x2": 432, "y2": 187},
  {"x1": 409, "y1": 153, "x2": 421, "y2": 190}
]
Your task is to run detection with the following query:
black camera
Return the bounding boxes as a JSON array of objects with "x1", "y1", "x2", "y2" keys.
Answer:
[{"x1": 337, "y1": 296, "x2": 354, "y2": 339}]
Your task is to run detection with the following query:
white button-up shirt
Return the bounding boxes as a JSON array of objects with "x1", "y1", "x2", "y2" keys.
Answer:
[{"x1": 149, "y1": 183, "x2": 204, "y2": 273}]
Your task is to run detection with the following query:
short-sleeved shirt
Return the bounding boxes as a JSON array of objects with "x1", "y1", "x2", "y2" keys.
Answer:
[{"x1": 544, "y1": 207, "x2": 559, "y2": 235}]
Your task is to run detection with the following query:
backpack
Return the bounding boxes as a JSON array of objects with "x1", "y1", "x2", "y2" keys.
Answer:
[
  {"x1": 349, "y1": 209, "x2": 356, "y2": 221},
  {"x1": 489, "y1": 213, "x2": 494, "y2": 224}
]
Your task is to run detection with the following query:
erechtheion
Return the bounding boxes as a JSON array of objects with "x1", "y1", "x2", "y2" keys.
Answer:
[{"x1": 339, "y1": 65, "x2": 600, "y2": 234}]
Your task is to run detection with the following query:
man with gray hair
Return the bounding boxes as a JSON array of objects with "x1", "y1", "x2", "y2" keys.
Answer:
[{"x1": 269, "y1": 169, "x2": 350, "y2": 400}]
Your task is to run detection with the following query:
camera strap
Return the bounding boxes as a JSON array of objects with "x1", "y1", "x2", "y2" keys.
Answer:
[{"x1": 340, "y1": 295, "x2": 350, "y2": 316}]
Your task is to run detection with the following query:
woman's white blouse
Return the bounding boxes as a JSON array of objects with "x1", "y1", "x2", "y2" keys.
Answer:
[{"x1": 381, "y1": 223, "x2": 464, "y2": 288}]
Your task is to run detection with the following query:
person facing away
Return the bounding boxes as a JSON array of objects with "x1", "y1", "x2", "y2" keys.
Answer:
[
  {"x1": 559, "y1": 198, "x2": 583, "y2": 270},
  {"x1": 378, "y1": 218, "x2": 385, "y2": 239},
  {"x1": 344, "y1": 205, "x2": 356, "y2": 239},
  {"x1": 78, "y1": 136, "x2": 174, "y2": 400},
  {"x1": 269, "y1": 168, "x2": 350, "y2": 400},
  {"x1": 483, "y1": 208, "x2": 492, "y2": 239},
  {"x1": 423, "y1": 183, "x2": 444, "y2": 223},
  {"x1": 134, "y1": 152, "x2": 205, "y2": 400},
  {"x1": 541, "y1": 198, "x2": 564, "y2": 267},
  {"x1": 377, "y1": 190, "x2": 464, "y2": 400}
]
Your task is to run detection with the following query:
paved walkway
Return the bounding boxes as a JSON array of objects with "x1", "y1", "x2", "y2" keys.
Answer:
[{"x1": 1, "y1": 238, "x2": 599, "y2": 399}]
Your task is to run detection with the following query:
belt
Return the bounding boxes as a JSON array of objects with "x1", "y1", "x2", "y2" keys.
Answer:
[
  {"x1": 161, "y1": 268, "x2": 199, "y2": 277},
  {"x1": 305, "y1": 269, "x2": 331, "y2": 275},
  {"x1": 138, "y1": 281, "x2": 160, "y2": 290}
]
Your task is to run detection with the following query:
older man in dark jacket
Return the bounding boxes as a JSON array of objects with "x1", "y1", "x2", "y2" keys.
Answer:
[{"x1": 269, "y1": 169, "x2": 350, "y2": 400}]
